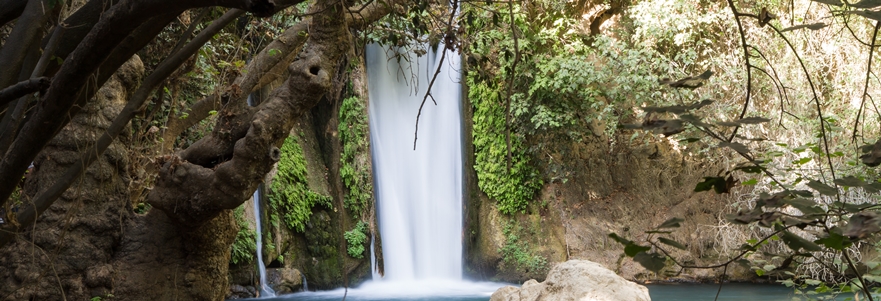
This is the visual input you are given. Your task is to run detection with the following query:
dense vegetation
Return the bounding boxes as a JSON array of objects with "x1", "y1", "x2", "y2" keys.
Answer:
[
  {"x1": 8, "y1": 0, "x2": 881, "y2": 298},
  {"x1": 458, "y1": 0, "x2": 881, "y2": 299}
]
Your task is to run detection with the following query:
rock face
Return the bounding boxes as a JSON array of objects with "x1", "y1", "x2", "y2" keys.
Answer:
[{"x1": 490, "y1": 260, "x2": 651, "y2": 301}]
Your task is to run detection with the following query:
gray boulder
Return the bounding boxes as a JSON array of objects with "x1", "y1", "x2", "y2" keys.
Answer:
[{"x1": 490, "y1": 260, "x2": 651, "y2": 301}]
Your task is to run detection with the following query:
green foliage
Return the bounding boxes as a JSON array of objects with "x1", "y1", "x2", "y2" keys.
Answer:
[
  {"x1": 269, "y1": 136, "x2": 332, "y2": 232},
  {"x1": 230, "y1": 205, "x2": 256, "y2": 265},
  {"x1": 468, "y1": 76, "x2": 542, "y2": 214},
  {"x1": 499, "y1": 221, "x2": 548, "y2": 274},
  {"x1": 344, "y1": 221, "x2": 368, "y2": 259},
  {"x1": 338, "y1": 96, "x2": 373, "y2": 215}
]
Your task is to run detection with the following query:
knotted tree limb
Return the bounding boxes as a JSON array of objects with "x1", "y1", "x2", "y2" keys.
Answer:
[
  {"x1": 149, "y1": 0, "x2": 352, "y2": 227},
  {"x1": 163, "y1": 0, "x2": 407, "y2": 151},
  {"x1": 163, "y1": 20, "x2": 309, "y2": 153},
  {"x1": 0, "y1": 0, "x2": 279, "y2": 211}
]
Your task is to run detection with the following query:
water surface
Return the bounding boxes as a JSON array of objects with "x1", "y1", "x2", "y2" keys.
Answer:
[{"x1": 244, "y1": 283, "x2": 863, "y2": 301}]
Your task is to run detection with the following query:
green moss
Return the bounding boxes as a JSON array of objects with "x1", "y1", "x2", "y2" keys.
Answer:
[
  {"x1": 344, "y1": 221, "x2": 368, "y2": 258},
  {"x1": 230, "y1": 205, "x2": 257, "y2": 265},
  {"x1": 468, "y1": 75, "x2": 542, "y2": 214},
  {"x1": 338, "y1": 96, "x2": 373, "y2": 215},
  {"x1": 269, "y1": 136, "x2": 332, "y2": 232}
]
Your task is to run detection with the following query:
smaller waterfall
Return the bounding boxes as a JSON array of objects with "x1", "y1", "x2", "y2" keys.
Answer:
[
  {"x1": 252, "y1": 187, "x2": 276, "y2": 297},
  {"x1": 302, "y1": 273, "x2": 309, "y2": 291}
]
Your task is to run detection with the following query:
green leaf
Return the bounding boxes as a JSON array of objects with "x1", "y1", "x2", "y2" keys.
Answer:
[
  {"x1": 793, "y1": 157, "x2": 812, "y2": 165},
  {"x1": 742, "y1": 178, "x2": 758, "y2": 185},
  {"x1": 658, "y1": 237, "x2": 686, "y2": 250},
  {"x1": 843, "y1": 212, "x2": 881, "y2": 239},
  {"x1": 657, "y1": 217, "x2": 684, "y2": 229},
  {"x1": 736, "y1": 117, "x2": 772, "y2": 124},
  {"x1": 834, "y1": 176, "x2": 866, "y2": 187},
  {"x1": 735, "y1": 165, "x2": 764, "y2": 174},
  {"x1": 815, "y1": 231, "x2": 852, "y2": 250},
  {"x1": 851, "y1": 0, "x2": 881, "y2": 8},
  {"x1": 608, "y1": 233, "x2": 633, "y2": 245},
  {"x1": 624, "y1": 244, "x2": 651, "y2": 257},
  {"x1": 633, "y1": 252, "x2": 666, "y2": 273},
  {"x1": 784, "y1": 198, "x2": 824, "y2": 215},
  {"x1": 844, "y1": 10, "x2": 881, "y2": 21},
  {"x1": 719, "y1": 142, "x2": 749, "y2": 154},
  {"x1": 781, "y1": 230, "x2": 822, "y2": 252},
  {"x1": 807, "y1": 180, "x2": 838, "y2": 196},
  {"x1": 780, "y1": 23, "x2": 827, "y2": 32},
  {"x1": 695, "y1": 177, "x2": 725, "y2": 192}
]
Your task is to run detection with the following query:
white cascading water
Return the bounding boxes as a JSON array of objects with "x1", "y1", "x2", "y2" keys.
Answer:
[
  {"x1": 280, "y1": 44, "x2": 504, "y2": 299},
  {"x1": 247, "y1": 95, "x2": 276, "y2": 298},
  {"x1": 366, "y1": 43, "x2": 463, "y2": 282},
  {"x1": 254, "y1": 186, "x2": 275, "y2": 297}
]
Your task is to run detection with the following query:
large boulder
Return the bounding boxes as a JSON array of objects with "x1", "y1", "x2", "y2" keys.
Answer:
[
  {"x1": 267, "y1": 267, "x2": 304, "y2": 294},
  {"x1": 490, "y1": 260, "x2": 651, "y2": 301}
]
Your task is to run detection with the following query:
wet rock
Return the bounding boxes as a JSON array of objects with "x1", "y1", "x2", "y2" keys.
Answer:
[
  {"x1": 227, "y1": 284, "x2": 256, "y2": 299},
  {"x1": 490, "y1": 260, "x2": 651, "y2": 301},
  {"x1": 267, "y1": 267, "x2": 303, "y2": 294}
]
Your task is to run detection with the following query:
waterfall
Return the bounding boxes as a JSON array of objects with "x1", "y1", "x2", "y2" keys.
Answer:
[
  {"x1": 279, "y1": 43, "x2": 503, "y2": 299},
  {"x1": 366, "y1": 43, "x2": 463, "y2": 281},
  {"x1": 253, "y1": 186, "x2": 276, "y2": 297}
]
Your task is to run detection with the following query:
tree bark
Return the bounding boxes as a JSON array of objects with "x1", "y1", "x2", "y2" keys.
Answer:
[{"x1": 0, "y1": 56, "x2": 145, "y2": 301}]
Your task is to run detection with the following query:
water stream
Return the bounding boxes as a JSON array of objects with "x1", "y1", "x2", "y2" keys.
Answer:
[{"x1": 253, "y1": 186, "x2": 276, "y2": 297}]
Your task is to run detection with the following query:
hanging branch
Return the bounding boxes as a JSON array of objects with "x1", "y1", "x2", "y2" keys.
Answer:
[
  {"x1": 724, "y1": 0, "x2": 754, "y2": 143},
  {"x1": 852, "y1": 21, "x2": 880, "y2": 143},
  {"x1": 502, "y1": 0, "x2": 520, "y2": 171},
  {"x1": 413, "y1": 0, "x2": 458, "y2": 150}
]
